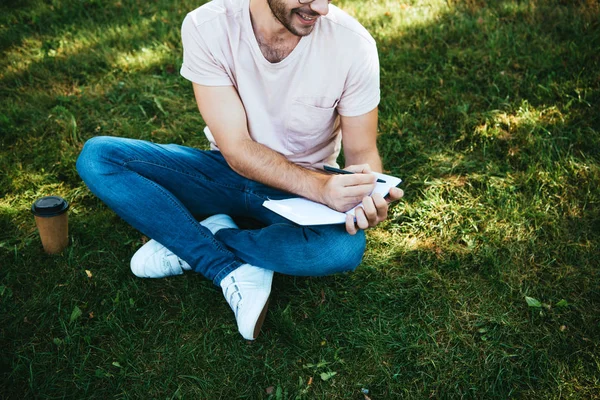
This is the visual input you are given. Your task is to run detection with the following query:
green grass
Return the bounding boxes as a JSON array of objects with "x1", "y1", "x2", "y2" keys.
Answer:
[{"x1": 1, "y1": 0, "x2": 599, "y2": 398}]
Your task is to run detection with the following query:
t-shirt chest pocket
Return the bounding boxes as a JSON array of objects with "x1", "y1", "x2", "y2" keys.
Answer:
[{"x1": 285, "y1": 98, "x2": 339, "y2": 154}]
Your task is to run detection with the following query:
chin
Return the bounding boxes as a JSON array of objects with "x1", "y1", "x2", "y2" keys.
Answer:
[{"x1": 289, "y1": 22, "x2": 314, "y2": 37}]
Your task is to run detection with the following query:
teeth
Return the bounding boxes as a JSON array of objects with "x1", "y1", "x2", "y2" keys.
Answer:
[{"x1": 299, "y1": 13, "x2": 315, "y2": 21}]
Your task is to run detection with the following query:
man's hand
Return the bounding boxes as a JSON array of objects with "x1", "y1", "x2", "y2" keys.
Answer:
[
  {"x1": 320, "y1": 169, "x2": 377, "y2": 212},
  {"x1": 318, "y1": 163, "x2": 404, "y2": 235},
  {"x1": 343, "y1": 164, "x2": 404, "y2": 235},
  {"x1": 345, "y1": 186, "x2": 404, "y2": 235}
]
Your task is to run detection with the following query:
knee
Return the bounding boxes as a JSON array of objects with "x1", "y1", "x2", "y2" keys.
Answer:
[
  {"x1": 323, "y1": 230, "x2": 366, "y2": 274},
  {"x1": 298, "y1": 228, "x2": 366, "y2": 276},
  {"x1": 76, "y1": 136, "x2": 124, "y2": 181}
]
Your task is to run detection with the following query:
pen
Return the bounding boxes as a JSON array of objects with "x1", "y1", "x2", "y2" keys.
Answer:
[{"x1": 323, "y1": 165, "x2": 386, "y2": 183}]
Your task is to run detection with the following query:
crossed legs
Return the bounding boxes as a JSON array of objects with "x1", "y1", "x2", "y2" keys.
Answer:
[{"x1": 76, "y1": 136, "x2": 366, "y2": 338}]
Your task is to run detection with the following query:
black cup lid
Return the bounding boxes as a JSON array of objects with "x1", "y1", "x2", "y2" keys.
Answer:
[{"x1": 31, "y1": 196, "x2": 69, "y2": 217}]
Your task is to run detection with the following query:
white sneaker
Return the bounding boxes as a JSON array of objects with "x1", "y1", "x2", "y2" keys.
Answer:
[
  {"x1": 129, "y1": 214, "x2": 235, "y2": 278},
  {"x1": 220, "y1": 264, "x2": 274, "y2": 340},
  {"x1": 199, "y1": 214, "x2": 238, "y2": 234},
  {"x1": 130, "y1": 239, "x2": 192, "y2": 278},
  {"x1": 202, "y1": 215, "x2": 273, "y2": 339}
]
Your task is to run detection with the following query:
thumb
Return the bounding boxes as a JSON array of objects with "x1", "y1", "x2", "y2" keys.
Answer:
[{"x1": 386, "y1": 187, "x2": 404, "y2": 203}]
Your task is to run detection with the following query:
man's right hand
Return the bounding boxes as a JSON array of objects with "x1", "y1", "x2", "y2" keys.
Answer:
[{"x1": 319, "y1": 170, "x2": 377, "y2": 212}]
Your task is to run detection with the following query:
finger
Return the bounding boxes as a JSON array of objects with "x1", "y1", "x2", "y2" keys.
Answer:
[
  {"x1": 337, "y1": 173, "x2": 378, "y2": 186},
  {"x1": 343, "y1": 164, "x2": 372, "y2": 174},
  {"x1": 340, "y1": 183, "x2": 377, "y2": 200},
  {"x1": 345, "y1": 214, "x2": 358, "y2": 235},
  {"x1": 385, "y1": 187, "x2": 404, "y2": 203},
  {"x1": 360, "y1": 196, "x2": 379, "y2": 226},
  {"x1": 371, "y1": 193, "x2": 389, "y2": 220},
  {"x1": 354, "y1": 207, "x2": 369, "y2": 230}
]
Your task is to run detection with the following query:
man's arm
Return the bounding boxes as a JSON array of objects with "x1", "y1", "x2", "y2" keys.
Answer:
[
  {"x1": 341, "y1": 107, "x2": 382, "y2": 171},
  {"x1": 340, "y1": 108, "x2": 404, "y2": 234},
  {"x1": 192, "y1": 83, "x2": 377, "y2": 213}
]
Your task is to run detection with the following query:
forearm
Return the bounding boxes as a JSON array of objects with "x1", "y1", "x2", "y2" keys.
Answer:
[
  {"x1": 343, "y1": 148, "x2": 383, "y2": 173},
  {"x1": 222, "y1": 138, "x2": 329, "y2": 203}
]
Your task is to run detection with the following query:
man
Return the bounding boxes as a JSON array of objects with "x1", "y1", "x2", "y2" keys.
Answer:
[{"x1": 76, "y1": 0, "x2": 403, "y2": 340}]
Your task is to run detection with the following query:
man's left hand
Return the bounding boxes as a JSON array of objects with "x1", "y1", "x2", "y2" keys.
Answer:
[{"x1": 345, "y1": 186, "x2": 404, "y2": 235}]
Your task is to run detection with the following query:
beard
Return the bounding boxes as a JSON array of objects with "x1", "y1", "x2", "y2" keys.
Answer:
[{"x1": 266, "y1": 0, "x2": 319, "y2": 37}]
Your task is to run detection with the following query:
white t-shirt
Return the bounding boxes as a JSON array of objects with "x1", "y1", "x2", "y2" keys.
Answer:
[{"x1": 180, "y1": 0, "x2": 380, "y2": 169}]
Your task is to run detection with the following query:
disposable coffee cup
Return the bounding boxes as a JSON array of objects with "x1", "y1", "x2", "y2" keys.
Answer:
[{"x1": 31, "y1": 196, "x2": 69, "y2": 254}]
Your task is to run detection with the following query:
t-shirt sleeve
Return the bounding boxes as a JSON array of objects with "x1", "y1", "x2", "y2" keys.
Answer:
[
  {"x1": 180, "y1": 13, "x2": 233, "y2": 86},
  {"x1": 336, "y1": 39, "x2": 380, "y2": 117}
]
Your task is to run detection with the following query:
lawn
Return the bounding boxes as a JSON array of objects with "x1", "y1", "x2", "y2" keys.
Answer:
[{"x1": 1, "y1": 0, "x2": 599, "y2": 398}]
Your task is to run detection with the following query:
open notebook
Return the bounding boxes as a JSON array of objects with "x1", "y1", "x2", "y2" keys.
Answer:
[{"x1": 262, "y1": 172, "x2": 402, "y2": 226}]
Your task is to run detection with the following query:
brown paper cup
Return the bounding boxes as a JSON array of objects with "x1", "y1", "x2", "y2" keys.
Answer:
[
  {"x1": 34, "y1": 213, "x2": 69, "y2": 254},
  {"x1": 31, "y1": 196, "x2": 70, "y2": 254}
]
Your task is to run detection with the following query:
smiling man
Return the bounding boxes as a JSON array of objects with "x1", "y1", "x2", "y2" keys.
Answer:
[{"x1": 76, "y1": 0, "x2": 403, "y2": 341}]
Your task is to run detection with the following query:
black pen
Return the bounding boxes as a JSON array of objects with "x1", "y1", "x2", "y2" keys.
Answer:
[{"x1": 323, "y1": 165, "x2": 386, "y2": 183}]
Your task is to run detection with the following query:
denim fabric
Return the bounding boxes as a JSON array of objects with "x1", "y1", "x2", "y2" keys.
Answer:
[{"x1": 76, "y1": 136, "x2": 366, "y2": 285}]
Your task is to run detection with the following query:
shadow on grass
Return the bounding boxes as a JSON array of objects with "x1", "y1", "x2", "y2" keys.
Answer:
[
  {"x1": 375, "y1": 0, "x2": 599, "y2": 173},
  {"x1": 0, "y1": 0, "x2": 203, "y2": 53}
]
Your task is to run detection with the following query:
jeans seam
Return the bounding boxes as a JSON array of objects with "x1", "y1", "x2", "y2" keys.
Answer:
[{"x1": 213, "y1": 260, "x2": 242, "y2": 285}]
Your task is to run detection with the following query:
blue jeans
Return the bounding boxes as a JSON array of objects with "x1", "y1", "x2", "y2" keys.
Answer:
[{"x1": 76, "y1": 136, "x2": 366, "y2": 285}]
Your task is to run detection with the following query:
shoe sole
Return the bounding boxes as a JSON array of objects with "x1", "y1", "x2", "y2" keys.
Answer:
[{"x1": 252, "y1": 297, "x2": 270, "y2": 339}]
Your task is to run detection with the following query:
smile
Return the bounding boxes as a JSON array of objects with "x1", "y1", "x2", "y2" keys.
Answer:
[
  {"x1": 297, "y1": 12, "x2": 316, "y2": 21},
  {"x1": 295, "y1": 10, "x2": 320, "y2": 24}
]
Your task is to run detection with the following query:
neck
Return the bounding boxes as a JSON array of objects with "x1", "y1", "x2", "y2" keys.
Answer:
[
  {"x1": 249, "y1": 0, "x2": 300, "y2": 45},
  {"x1": 249, "y1": 0, "x2": 302, "y2": 63}
]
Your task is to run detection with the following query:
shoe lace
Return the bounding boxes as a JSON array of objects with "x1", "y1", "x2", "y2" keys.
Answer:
[{"x1": 222, "y1": 276, "x2": 243, "y2": 318}]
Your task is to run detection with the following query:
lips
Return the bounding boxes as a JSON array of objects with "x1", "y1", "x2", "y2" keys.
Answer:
[{"x1": 295, "y1": 10, "x2": 319, "y2": 25}]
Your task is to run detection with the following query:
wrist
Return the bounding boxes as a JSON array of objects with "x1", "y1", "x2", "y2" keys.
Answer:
[{"x1": 305, "y1": 171, "x2": 330, "y2": 204}]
